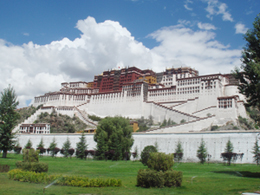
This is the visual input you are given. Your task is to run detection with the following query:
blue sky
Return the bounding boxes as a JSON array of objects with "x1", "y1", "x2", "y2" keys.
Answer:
[{"x1": 0, "y1": 0, "x2": 259, "y2": 107}]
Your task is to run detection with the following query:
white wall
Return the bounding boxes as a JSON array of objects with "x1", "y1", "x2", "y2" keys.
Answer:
[{"x1": 16, "y1": 131, "x2": 260, "y2": 164}]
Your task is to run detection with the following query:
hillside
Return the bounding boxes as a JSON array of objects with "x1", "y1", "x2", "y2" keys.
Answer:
[
  {"x1": 16, "y1": 106, "x2": 88, "y2": 133},
  {"x1": 34, "y1": 111, "x2": 88, "y2": 133},
  {"x1": 15, "y1": 105, "x2": 42, "y2": 125}
]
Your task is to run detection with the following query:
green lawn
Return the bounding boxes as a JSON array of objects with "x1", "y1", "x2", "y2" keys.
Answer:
[{"x1": 0, "y1": 154, "x2": 260, "y2": 195}]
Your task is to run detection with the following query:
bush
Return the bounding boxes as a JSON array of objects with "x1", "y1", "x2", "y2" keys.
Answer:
[
  {"x1": 22, "y1": 148, "x2": 39, "y2": 162},
  {"x1": 164, "y1": 169, "x2": 183, "y2": 187},
  {"x1": 8, "y1": 169, "x2": 122, "y2": 187},
  {"x1": 17, "y1": 148, "x2": 48, "y2": 172},
  {"x1": 147, "y1": 152, "x2": 174, "y2": 172},
  {"x1": 8, "y1": 169, "x2": 58, "y2": 184},
  {"x1": 140, "y1": 145, "x2": 157, "y2": 166},
  {"x1": 16, "y1": 161, "x2": 48, "y2": 173},
  {"x1": 36, "y1": 147, "x2": 46, "y2": 155},
  {"x1": 136, "y1": 169, "x2": 165, "y2": 188},
  {"x1": 136, "y1": 169, "x2": 182, "y2": 188}
]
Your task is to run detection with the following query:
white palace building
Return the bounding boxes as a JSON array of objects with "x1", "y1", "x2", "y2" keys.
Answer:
[{"x1": 24, "y1": 66, "x2": 248, "y2": 134}]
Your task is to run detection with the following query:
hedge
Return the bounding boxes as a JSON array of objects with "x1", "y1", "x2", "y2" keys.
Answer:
[
  {"x1": 8, "y1": 169, "x2": 122, "y2": 187},
  {"x1": 136, "y1": 169, "x2": 182, "y2": 188},
  {"x1": 16, "y1": 161, "x2": 48, "y2": 173}
]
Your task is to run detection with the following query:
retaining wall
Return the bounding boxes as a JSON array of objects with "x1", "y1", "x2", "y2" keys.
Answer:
[{"x1": 16, "y1": 131, "x2": 260, "y2": 164}]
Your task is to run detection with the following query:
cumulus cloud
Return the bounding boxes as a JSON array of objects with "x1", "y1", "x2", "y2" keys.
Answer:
[
  {"x1": 235, "y1": 23, "x2": 248, "y2": 34},
  {"x1": 0, "y1": 16, "x2": 241, "y2": 108},
  {"x1": 197, "y1": 22, "x2": 216, "y2": 30},
  {"x1": 149, "y1": 24, "x2": 241, "y2": 75},
  {"x1": 0, "y1": 17, "x2": 158, "y2": 107},
  {"x1": 204, "y1": 0, "x2": 233, "y2": 22}
]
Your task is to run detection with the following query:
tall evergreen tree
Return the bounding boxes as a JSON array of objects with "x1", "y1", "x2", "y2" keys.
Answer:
[
  {"x1": 197, "y1": 139, "x2": 208, "y2": 164},
  {"x1": 233, "y1": 14, "x2": 260, "y2": 110},
  {"x1": 37, "y1": 138, "x2": 44, "y2": 148},
  {"x1": 252, "y1": 138, "x2": 260, "y2": 165},
  {"x1": 76, "y1": 133, "x2": 88, "y2": 159},
  {"x1": 0, "y1": 85, "x2": 20, "y2": 158},
  {"x1": 24, "y1": 139, "x2": 33, "y2": 149},
  {"x1": 48, "y1": 138, "x2": 57, "y2": 157},
  {"x1": 224, "y1": 139, "x2": 234, "y2": 166},
  {"x1": 62, "y1": 137, "x2": 71, "y2": 158},
  {"x1": 174, "y1": 140, "x2": 184, "y2": 162},
  {"x1": 225, "y1": 139, "x2": 234, "y2": 153}
]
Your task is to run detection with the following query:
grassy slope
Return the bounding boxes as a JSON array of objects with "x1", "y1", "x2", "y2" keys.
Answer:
[{"x1": 1, "y1": 154, "x2": 260, "y2": 195}]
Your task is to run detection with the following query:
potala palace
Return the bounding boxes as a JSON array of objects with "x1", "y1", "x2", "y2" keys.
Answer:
[
  {"x1": 16, "y1": 66, "x2": 260, "y2": 163},
  {"x1": 29, "y1": 66, "x2": 247, "y2": 133}
]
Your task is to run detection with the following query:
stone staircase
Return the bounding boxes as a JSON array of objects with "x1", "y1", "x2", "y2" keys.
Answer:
[
  {"x1": 146, "y1": 115, "x2": 215, "y2": 133},
  {"x1": 150, "y1": 101, "x2": 200, "y2": 120},
  {"x1": 74, "y1": 107, "x2": 98, "y2": 127}
]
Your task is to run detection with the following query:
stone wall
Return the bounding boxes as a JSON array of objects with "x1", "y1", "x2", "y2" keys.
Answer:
[{"x1": 16, "y1": 131, "x2": 260, "y2": 164}]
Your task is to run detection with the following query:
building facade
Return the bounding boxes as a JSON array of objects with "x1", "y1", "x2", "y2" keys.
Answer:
[
  {"x1": 31, "y1": 66, "x2": 247, "y2": 133},
  {"x1": 19, "y1": 123, "x2": 50, "y2": 134}
]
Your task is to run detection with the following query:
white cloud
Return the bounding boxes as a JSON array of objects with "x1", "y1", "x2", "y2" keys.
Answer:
[
  {"x1": 23, "y1": 33, "x2": 29, "y2": 36},
  {"x1": 149, "y1": 24, "x2": 241, "y2": 75},
  {"x1": 0, "y1": 17, "x2": 158, "y2": 107},
  {"x1": 0, "y1": 16, "x2": 242, "y2": 108},
  {"x1": 197, "y1": 22, "x2": 216, "y2": 30},
  {"x1": 235, "y1": 23, "x2": 248, "y2": 34},
  {"x1": 204, "y1": 0, "x2": 233, "y2": 22},
  {"x1": 184, "y1": 0, "x2": 193, "y2": 11}
]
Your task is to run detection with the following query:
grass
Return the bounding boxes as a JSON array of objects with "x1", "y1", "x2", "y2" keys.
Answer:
[{"x1": 1, "y1": 153, "x2": 260, "y2": 195}]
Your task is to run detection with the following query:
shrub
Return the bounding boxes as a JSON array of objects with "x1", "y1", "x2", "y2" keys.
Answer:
[
  {"x1": 136, "y1": 169, "x2": 182, "y2": 188},
  {"x1": 140, "y1": 145, "x2": 157, "y2": 166},
  {"x1": 8, "y1": 169, "x2": 122, "y2": 187},
  {"x1": 164, "y1": 169, "x2": 183, "y2": 187},
  {"x1": 211, "y1": 125, "x2": 219, "y2": 131},
  {"x1": 8, "y1": 169, "x2": 58, "y2": 184},
  {"x1": 16, "y1": 161, "x2": 48, "y2": 173},
  {"x1": 17, "y1": 148, "x2": 48, "y2": 172},
  {"x1": 22, "y1": 148, "x2": 39, "y2": 162},
  {"x1": 147, "y1": 152, "x2": 174, "y2": 172},
  {"x1": 36, "y1": 147, "x2": 46, "y2": 155},
  {"x1": 68, "y1": 148, "x2": 75, "y2": 157},
  {"x1": 136, "y1": 169, "x2": 165, "y2": 188}
]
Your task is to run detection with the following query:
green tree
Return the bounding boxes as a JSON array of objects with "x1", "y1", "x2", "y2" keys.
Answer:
[
  {"x1": 94, "y1": 116, "x2": 134, "y2": 160},
  {"x1": 233, "y1": 14, "x2": 260, "y2": 110},
  {"x1": 224, "y1": 139, "x2": 234, "y2": 166},
  {"x1": 37, "y1": 138, "x2": 44, "y2": 148},
  {"x1": 140, "y1": 145, "x2": 158, "y2": 166},
  {"x1": 174, "y1": 140, "x2": 184, "y2": 162},
  {"x1": 225, "y1": 139, "x2": 234, "y2": 153},
  {"x1": 62, "y1": 137, "x2": 71, "y2": 158},
  {"x1": 252, "y1": 138, "x2": 260, "y2": 165},
  {"x1": 197, "y1": 139, "x2": 208, "y2": 164},
  {"x1": 48, "y1": 138, "x2": 57, "y2": 157},
  {"x1": 24, "y1": 139, "x2": 33, "y2": 149},
  {"x1": 0, "y1": 85, "x2": 20, "y2": 158},
  {"x1": 76, "y1": 133, "x2": 88, "y2": 159}
]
